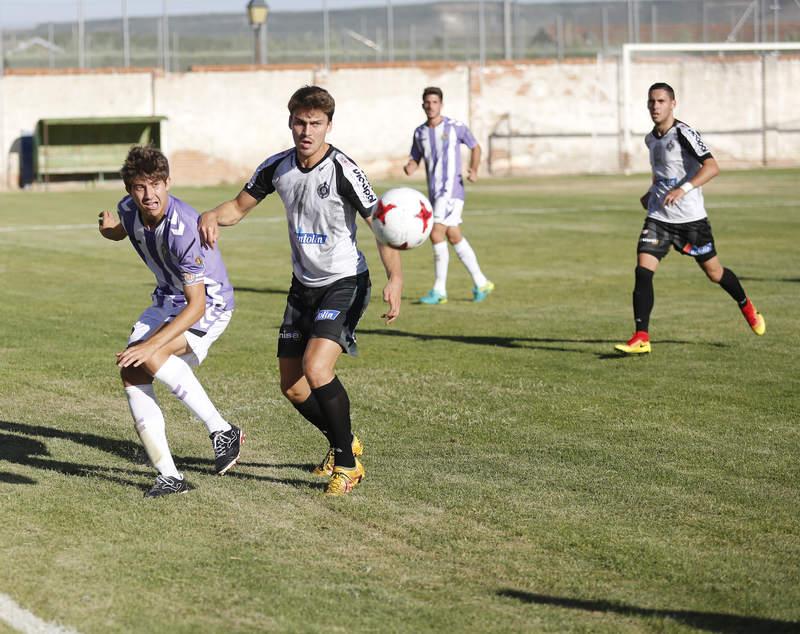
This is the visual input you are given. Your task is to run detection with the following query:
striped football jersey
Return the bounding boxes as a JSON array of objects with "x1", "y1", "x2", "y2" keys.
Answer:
[
  {"x1": 243, "y1": 146, "x2": 378, "y2": 287},
  {"x1": 645, "y1": 120, "x2": 713, "y2": 223},
  {"x1": 117, "y1": 195, "x2": 234, "y2": 310}
]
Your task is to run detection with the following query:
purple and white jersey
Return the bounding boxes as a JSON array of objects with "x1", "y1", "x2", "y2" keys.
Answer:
[
  {"x1": 117, "y1": 194, "x2": 235, "y2": 310},
  {"x1": 243, "y1": 145, "x2": 378, "y2": 288},
  {"x1": 645, "y1": 120, "x2": 713, "y2": 223},
  {"x1": 410, "y1": 116, "x2": 478, "y2": 203}
]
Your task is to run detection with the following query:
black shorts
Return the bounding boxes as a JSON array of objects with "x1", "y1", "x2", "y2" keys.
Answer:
[
  {"x1": 277, "y1": 272, "x2": 371, "y2": 358},
  {"x1": 636, "y1": 217, "x2": 717, "y2": 263}
]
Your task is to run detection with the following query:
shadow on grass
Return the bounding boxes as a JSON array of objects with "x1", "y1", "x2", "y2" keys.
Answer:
[
  {"x1": 0, "y1": 420, "x2": 322, "y2": 493},
  {"x1": 176, "y1": 455, "x2": 322, "y2": 489},
  {"x1": 0, "y1": 471, "x2": 36, "y2": 484},
  {"x1": 361, "y1": 327, "x2": 613, "y2": 352},
  {"x1": 497, "y1": 590, "x2": 799, "y2": 633},
  {"x1": 738, "y1": 276, "x2": 800, "y2": 284},
  {"x1": 0, "y1": 431, "x2": 148, "y2": 489},
  {"x1": 361, "y1": 328, "x2": 729, "y2": 355}
]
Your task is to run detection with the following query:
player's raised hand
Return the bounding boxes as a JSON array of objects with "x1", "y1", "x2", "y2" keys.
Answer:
[
  {"x1": 98, "y1": 210, "x2": 127, "y2": 240},
  {"x1": 98, "y1": 210, "x2": 115, "y2": 230},
  {"x1": 198, "y1": 211, "x2": 219, "y2": 248}
]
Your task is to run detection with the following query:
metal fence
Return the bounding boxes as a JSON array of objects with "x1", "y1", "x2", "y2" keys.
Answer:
[{"x1": 1, "y1": 0, "x2": 799, "y2": 73}]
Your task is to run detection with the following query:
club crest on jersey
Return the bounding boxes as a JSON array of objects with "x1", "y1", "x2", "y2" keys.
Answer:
[
  {"x1": 666, "y1": 140, "x2": 675, "y2": 151},
  {"x1": 315, "y1": 309, "x2": 340, "y2": 321},
  {"x1": 195, "y1": 256, "x2": 203, "y2": 265},
  {"x1": 317, "y1": 182, "x2": 330, "y2": 199}
]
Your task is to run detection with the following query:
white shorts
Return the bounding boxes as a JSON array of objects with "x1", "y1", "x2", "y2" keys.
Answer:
[
  {"x1": 432, "y1": 198, "x2": 465, "y2": 227},
  {"x1": 128, "y1": 300, "x2": 233, "y2": 367}
]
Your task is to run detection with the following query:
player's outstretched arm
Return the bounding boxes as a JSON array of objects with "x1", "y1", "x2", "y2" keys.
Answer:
[
  {"x1": 97, "y1": 210, "x2": 127, "y2": 241},
  {"x1": 664, "y1": 157, "x2": 720, "y2": 206},
  {"x1": 199, "y1": 190, "x2": 259, "y2": 248},
  {"x1": 116, "y1": 282, "x2": 205, "y2": 369}
]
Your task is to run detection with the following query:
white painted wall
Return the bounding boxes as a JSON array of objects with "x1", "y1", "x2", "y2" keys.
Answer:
[
  {"x1": 1, "y1": 72, "x2": 153, "y2": 188},
  {"x1": 2, "y1": 56, "x2": 799, "y2": 190}
]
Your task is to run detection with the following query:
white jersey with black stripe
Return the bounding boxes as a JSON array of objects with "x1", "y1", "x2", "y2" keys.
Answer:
[
  {"x1": 243, "y1": 145, "x2": 378, "y2": 287},
  {"x1": 645, "y1": 120, "x2": 713, "y2": 223}
]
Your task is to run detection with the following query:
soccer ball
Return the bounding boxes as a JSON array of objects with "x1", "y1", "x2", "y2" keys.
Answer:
[{"x1": 371, "y1": 187, "x2": 434, "y2": 250}]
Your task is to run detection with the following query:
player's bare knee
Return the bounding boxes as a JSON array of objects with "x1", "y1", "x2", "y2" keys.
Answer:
[
  {"x1": 303, "y1": 363, "x2": 334, "y2": 390},
  {"x1": 120, "y1": 365, "x2": 151, "y2": 386},
  {"x1": 700, "y1": 261, "x2": 723, "y2": 282},
  {"x1": 280, "y1": 383, "x2": 305, "y2": 403}
]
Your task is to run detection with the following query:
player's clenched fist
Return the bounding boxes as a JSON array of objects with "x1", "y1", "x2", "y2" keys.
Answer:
[
  {"x1": 98, "y1": 210, "x2": 115, "y2": 230},
  {"x1": 98, "y1": 210, "x2": 127, "y2": 241}
]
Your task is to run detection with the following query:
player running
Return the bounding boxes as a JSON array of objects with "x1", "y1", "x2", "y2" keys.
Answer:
[
  {"x1": 98, "y1": 145, "x2": 242, "y2": 497},
  {"x1": 403, "y1": 86, "x2": 494, "y2": 304},
  {"x1": 199, "y1": 85, "x2": 402, "y2": 496},
  {"x1": 615, "y1": 82, "x2": 765, "y2": 355}
]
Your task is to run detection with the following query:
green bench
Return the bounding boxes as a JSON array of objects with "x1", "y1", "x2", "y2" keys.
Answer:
[{"x1": 34, "y1": 116, "x2": 166, "y2": 183}]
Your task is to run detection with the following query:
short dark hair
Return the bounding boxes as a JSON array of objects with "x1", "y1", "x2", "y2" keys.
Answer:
[
  {"x1": 287, "y1": 85, "x2": 335, "y2": 121},
  {"x1": 120, "y1": 145, "x2": 169, "y2": 190},
  {"x1": 648, "y1": 82, "x2": 675, "y2": 99},
  {"x1": 422, "y1": 86, "x2": 443, "y2": 100}
]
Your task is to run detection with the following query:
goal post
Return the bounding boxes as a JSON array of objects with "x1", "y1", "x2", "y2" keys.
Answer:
[{"x1": 620, "y1": 42, "x2": 800, "y2": 173}]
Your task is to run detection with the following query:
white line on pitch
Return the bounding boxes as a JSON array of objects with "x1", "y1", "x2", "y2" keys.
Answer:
[
  {"x1": 0, "y1": 593, "x2": 80, "y2": 634},
  {"x1": 0, "y1": 217, "x2": 284, "y2": 233},
  {"x1": 0, "y1": 200, "x2": 795, "y2": 232}
]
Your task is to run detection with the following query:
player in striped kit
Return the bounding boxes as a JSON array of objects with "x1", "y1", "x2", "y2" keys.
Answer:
[
  {"x1": 199, "y1": 86, "x2": 403, "y2": 496},
  {"x1": 404, "y1": 86, "x2": 494, "y2": 304},
  {"x1": 99, "y1": 145, "x2": 242, "y2": 497},
  {"x1": 615, "y1": 82, "x2": 765, "y2": 355}
]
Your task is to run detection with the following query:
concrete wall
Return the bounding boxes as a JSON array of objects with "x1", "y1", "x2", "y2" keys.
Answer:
[{"x1": 2, "y1": 56, "x2": 799, "y2": 189}]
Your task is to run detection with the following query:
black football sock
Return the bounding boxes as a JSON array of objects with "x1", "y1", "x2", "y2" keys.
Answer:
[
  {"x1": 632, "y1": 265, "x2": 654, "y2": 332},
  {"x1": 292, "y1": 394, "x2": 329, "y2": 439},
  {"x1": 312, "y1": 376, "x2": 355, "y2": 468},
  {"x1": 718, "y1": 267, "x2": 748, "y2": 307}
]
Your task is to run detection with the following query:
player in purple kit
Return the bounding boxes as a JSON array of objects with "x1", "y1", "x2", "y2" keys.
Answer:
[
  {"x1": 404, "y1": 86, "x2": 494, "y2": 304},
  {"x1": 98, "y1": 145, "x2": 243, "y2": 498}
]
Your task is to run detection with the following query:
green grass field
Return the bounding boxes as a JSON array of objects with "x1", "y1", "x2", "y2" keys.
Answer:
[{"x1": 0, "y1": 170, "x2": 798, "y2": 633}]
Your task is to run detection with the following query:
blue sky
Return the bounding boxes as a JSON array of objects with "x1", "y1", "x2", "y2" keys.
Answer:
[{"x1": 0, "y1": 0, "x2": 514, "y2": 30}]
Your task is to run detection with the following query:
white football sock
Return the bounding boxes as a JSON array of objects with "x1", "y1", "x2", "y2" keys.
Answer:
[
  {"x1": 154, "y1": 355, "x2": 231, "y2": 435},
  {"x1": 125, "y1": 384, "x2": 180, "y2": 478},
  {"x1": 453, "y1": 237, "x2": 488, "y2": 288},
  {"x1": 432, "y1": 241, "x2": 449, "y2": 295}
]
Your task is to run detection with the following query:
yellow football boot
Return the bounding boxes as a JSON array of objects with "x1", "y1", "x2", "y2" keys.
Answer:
[
  {"x1": 312, "y1": 434, "x2": 364, "y2": 477},
  {"x1": 324, "y1": 459, "x2": 365, "y2": 496},
  {"x1": 614, "y1": 331, "x2": 651, "y2": 355}
]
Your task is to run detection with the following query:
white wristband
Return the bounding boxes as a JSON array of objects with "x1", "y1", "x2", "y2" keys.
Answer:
[{"x1": 680, "y1": 182, "x2": 695, "y2": 194}]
